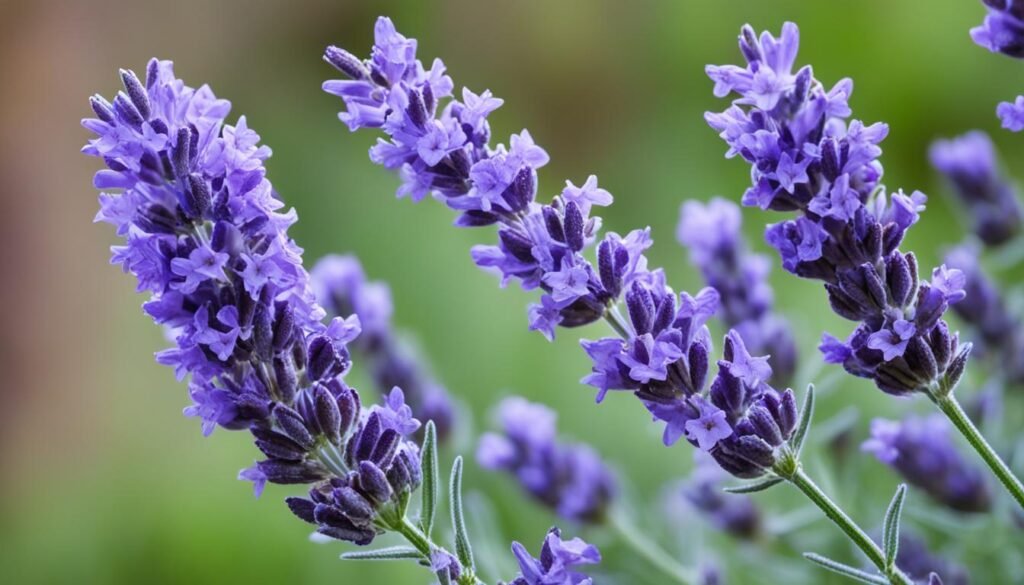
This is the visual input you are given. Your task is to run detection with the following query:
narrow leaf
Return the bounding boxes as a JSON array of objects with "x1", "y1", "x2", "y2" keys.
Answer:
[
  {"x1": 342, "y1": 546, "x2": 424, "y2": 561},
  {"x1": 420, "y1": 420, "x2": 438, "y2": 537},
  {"x1": 791, "y1": 384, "x2": 815, "y2": 455},
  {"x1": 804, "y1": 553, "x2": 889, "y2": 585},
  {"x1": 724, "y1": 476, "x2": 784, "y2": 494},
  {"x1": 883, "y1": 484, "x2": 907, "y2": 565},
  {"x1": 449, "y1": 456, "x2": 475, "y2": 571}
]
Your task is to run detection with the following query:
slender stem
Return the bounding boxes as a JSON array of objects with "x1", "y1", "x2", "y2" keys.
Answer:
[
  {"x1": 931, "y1": 393, "x2": 1024, "y2": 510},
  {"x1": 787, "y1": 468, "x2": 913, "y2": 585},
  {"x1": 603, "y1": 309, "x2": 631, "y2": 339},
  {"x1": 395, "y1": 516, "x2": 484, "y2": 585},
  {"x1": 608, "y1": 507, "x2": 696, "y2": 585}
]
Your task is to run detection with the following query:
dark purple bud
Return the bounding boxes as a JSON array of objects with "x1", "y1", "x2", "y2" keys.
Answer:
[
  {"x1": 272, "y1": 304, "x2": 296, "y2": 352},
  {"x1": 689, "y1": 342, "x2": 710, "y2": 392},
  {"x1": 626, "y1": 283, "x2": 654, "y2": 335},
  {"x1": 89, "y1": 95, "x2": 116, "y2": 123},
  {"x1": 793, "y1": 66, "x2": 812, "y2": 103},
  {"x1": 886, "y1": 252, "x2": 915, "y2": 307},
  {"x1": 904, "y1": 337, "x2": 938, "y2": 384},
  {"x1": 503, "y1": 166, "x2": 536, "y2": 213},
  {"x1": 258, "y1": 459, "x2": 329, "y2": 485},
  {"x1": 182, "y1": 174, "x2": 211, "y2": 219},
  {"x1": 337, "y1": 387, "x2": 360, "y2": 439},
  {"x1": 739, "y1": 25, "x2": 761, "y2": 63},
  {"x1": 273, "y1": 356, "x2": 298, "y2": 404},
  {"x1": 748, "y1": 405, "x2": 784, "y2": 446},
  {"x1": 498, "y1": 228, "x2": 536, "y2": 263},
  {"x1": 144, "y1": 58, "x2": 159, "y2": 89},
  {"x1": 119, "y1": 68, "x2": 150, "y2": 120},
  {"x1": 333, "y1": 486, "x2": 375, "y2": 522},
  {"x1": 543, "y1": 206, "x2": 566, "y2": 242},
  {"x1": 929, "y1": 321, "x2": 954, "y2": 368},
  {"x1": 357, "y1": 461, "x2": 393, "y2": 504},
  {"x1": 944, "y1": 343, "x2": 971, "y2": 390},
  {"x1": 455, "y1": 210, "x2": 499, "y2": 227},
  {"x1": 369, "y1": 429, "x2": 400, "y2": 467},
  {"x1": 307, "y1": 335, "x2": 351, "y2": 381},
  {"x1": 314, "y1": 384, "x2": 342, "y2": 445},
  {"x1": 406, "y1": 89, "x2": 428, "y2": 128},
  {"x1": 112, "y1": 92, "x2": 144, "y2": 129},
  {"x1": 286, "y1": 496, "x2": 317, "y2": 523},
  {"x1": 597, "y1": 238, "x2": 620, "y2": 298},
  {"x1": 354, "y1": 413, "x2": 383, "y2": 463},
  {"x1": 820, "y1": 138, "x2": 840, "y2": 181},
  {"x1": 778, "y1": 389, "x2": 797, "y2": 438},
  {"x1": 252, "y1": 427, "x2": 306, "y2": 461},
  {"x1": 273, "y1": 404, "x2": 315, "y2": 451},
  {"x1": 323, "y1": 45, "x2": 368, "y2": 79},
  {"x1": 449, "y1": 148, "x2": 472, "y2": 177},
  {"x1": 252, "y1": 300, "x2": 274, "y2": 362},
  {"x1": 172, "y1": 127, "x2": 192, "y2": 177},
  {"x1": 563, "y1": 201, "x2": 585, "y2": 252}
]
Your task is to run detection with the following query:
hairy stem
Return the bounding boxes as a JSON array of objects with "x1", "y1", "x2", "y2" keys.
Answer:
[
  {"x1": 931, "y1": 393, "x2": 1024, "y2": 509},
  {"x1": 395, "y1": 516, "x2": 483, "y2": 585},
  {"x1": 785, "y1": 467, "x2": 913, "y2": 585},
  {"x1": 608, "y1": 507, "x2": 697, "y2": 585}
]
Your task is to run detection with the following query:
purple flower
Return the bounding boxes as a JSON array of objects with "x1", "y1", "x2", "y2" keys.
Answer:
[
  {"x1": 561, "y1": 175, "x2": 613, "y2": 214},
  {"x1": 997, "y1": 95, "x2": 1024, "y2": 131},
  {"x1": 477, "y1": 397, "x2": 616, "y2": 523},
  {"x1": 310, "y1": 254, "x2": 456, "y2": 439},
  {"x1": 506, "y1": 528, "x2": 601, "y2": 585},
  {"x1": 684, "y1": 397, "x2": 733, "y2": 451},
  {"x1": 528, "y1": 295, "x2": 564, "y2": 341},
  {"x1": 863, "y1": 414, "x2": 991, "y2": 513},
  {"x1": 542, "y1": 257, "x2": 592, "y2": 307},
  {"x1": 707, "y1": 23, "x2": 970, "y2": 397},
  {"x1": 971, "y1": 1, "x2": 1024, "y2": 58},
  {"x1": 866, "y1": 319, "x2": 916, "y2": 361},
  {"x1": 930, "y1": 131, "x2": 1022, "y2": 245}
]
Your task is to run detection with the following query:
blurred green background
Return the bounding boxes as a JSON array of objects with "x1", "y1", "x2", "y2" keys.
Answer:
[{"x1": 2, "y1": 0, "x2": 1023, "y2": 583}]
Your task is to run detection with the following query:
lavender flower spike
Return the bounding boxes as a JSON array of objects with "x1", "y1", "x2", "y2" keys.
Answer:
[
  {"x1": 502, "y1": 527, "x2": 601, "y2": 585},
  {"x1": 311, "y1": 254, "x2": 456, "y2": 438},
  {"x1": 863, "y1": 414, "x2": 992, "y2": 513},
  {"x1": 477, "y1": 397, "x2": 616, "y2": 523},
  {"x1": 678, "y1": 197, "x2": 797, "y2": 383},
  {"x1": 929, "y1": 131, "x2": 1022, "y2": 246},
  {"x1": 971, "y1": 0, "x2": 1024, "y2": 58},
  {"x1": 707, "y1": 22, "x2": 969, "y2": 399}
]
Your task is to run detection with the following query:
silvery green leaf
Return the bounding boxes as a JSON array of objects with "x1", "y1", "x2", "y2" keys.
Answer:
[
  {"x1": 804, "y1": 553, "x2": 889, "y2": 584},
  {"x1": 791, "y1": 384, "x2": 815, "y2": 455},
  {"x1": 420, "y1": 420, "x2": 438, "y2": 537},
  {"x1": 341, "y1": 546, "x2": 424, "y2": 561},
  {"x1": 724, "y1": 476, "x2": 784, "y2": 494},
  {"x1": 883, "y1": 484, "x2": 907, "y2": 565},
  {"x1": 449, "y1": 456, "x2": 475, "y2": 571}
]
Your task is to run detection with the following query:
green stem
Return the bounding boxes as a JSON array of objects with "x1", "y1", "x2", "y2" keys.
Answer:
[
  {"x1": 608, "y1": 507, "x2": 697, "y2": 585},
  {"x1": 931, "y1": 393, "x2": 1024, "y2": 510},
  {"x1": 786, "y1": 467, "x2": 913, "y2": 585},
  {"x1": 395, "y1": 516, "x2": 483, "y2": 585}
]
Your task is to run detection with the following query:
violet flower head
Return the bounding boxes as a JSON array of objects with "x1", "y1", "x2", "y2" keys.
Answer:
[
  {"x1": 678, "y1": 450, "x2": 761, "y2": 539},
  {"x1": 997, "y1": 95, "x2": 1024, "y2": 131},
  {"x1": 503, "y1": 527, "x2": 601, "y2": 585},
  {"x1": 477, "y1": 397, "x2": 616, "y2": 523},
  {"x1": 707, "y1": 23, "x2": 971, "y2": 398},
  {"x1": 678, "y1": 197, "x2": 798, "y2": 383},
  {"x1": 944, "y1": 245, "x2": 1024, "y2": 383},
  {"x1": 311, "y1": 254, "x2": 456, "y2": 438},
  {"x1": 283, "y1": 387, "x2": 423, "y2": 545},
  {"x1": 323, "y1": 17, "x2": 655, "y2": 342},
  {"x1": 971, "y1": 0, "x2": 1024, "y2": 58},
  {"x1": 863, "y1": 414, "x2": 992, "y2": 513},
  {"x1": 84, "y1": 59, "x2": 333, "y2": 435},
  {"x1": 930, "y1": 131, "x2": 1022, "y2": 246}
]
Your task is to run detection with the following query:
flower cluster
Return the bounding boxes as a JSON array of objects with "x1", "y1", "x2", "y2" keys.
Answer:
[
  {"x1": 502, "y1": 528, "x2": 602, "y2": 585},
  {"x1": 477, "y1": 397, "x2": 616, "y2": 523},
  {"x1": 677, "y1": 197, "x2": 797, "y2": 383},
  {"x1": 311, "y1": 254, "x2": 456, "y2": 438},
  {"x1": 677, "y1": 451, "x2": 761, "y2": 539},
  {"x1": 930, "y1": 131, "x2": 1022, "y2": 246},
  {"x1": 706, "y1": 23, "x2": 971, "y2": 397},
  {"x1": 944, "y1": 246, "x2": 1024, "y2": 384},
  {"x1": 283, "y1": 387, "x2": 423, "y2": 543},
  {"x1": 83, "y1": 60, "x2": 428, "y2": 546},
  {"x1": 971, "y1": 0, "x2": 1024, "y2": 59},
  {"x1": 862, "y1": 414, "x2": 992, "y2": 513}
]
